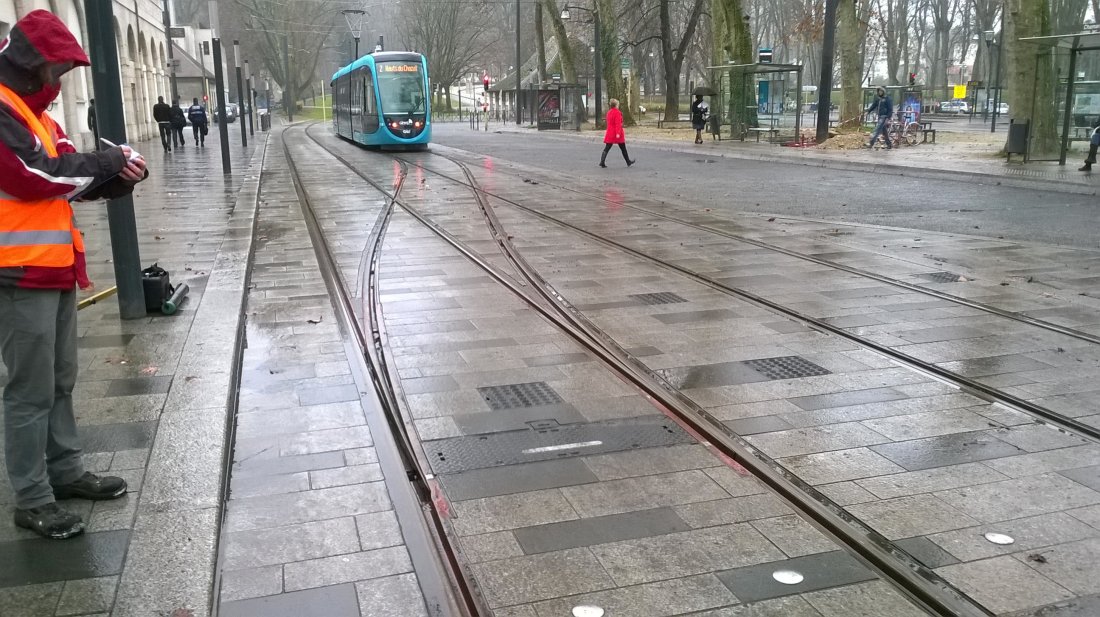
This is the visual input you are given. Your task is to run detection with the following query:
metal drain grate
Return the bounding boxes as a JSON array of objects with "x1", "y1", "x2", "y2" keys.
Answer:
[
  {"x1": 478, "y1": 382, "x2": 564, "y2": 410},
  {"x1": 919, "y1": 271, "x2": 968, "y2": 284},
  {"x1": 630, "y1": 292, "x2": 688, "y2": 305},
  {"x1": 743, "y1": 356, "x2": 831, "y2": 380},
  {"x1": 426, "y1": 416, "x2": 695, "y2": 474}
]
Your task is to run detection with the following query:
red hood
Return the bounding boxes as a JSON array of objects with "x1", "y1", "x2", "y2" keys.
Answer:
[{"x1": 0, "y1": 10, "x2": 90, "y2": 72}]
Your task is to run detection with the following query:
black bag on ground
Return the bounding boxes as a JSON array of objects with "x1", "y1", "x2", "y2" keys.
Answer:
[{"x1": 141, "y1": 263, "x2": 173, "y2": 313}]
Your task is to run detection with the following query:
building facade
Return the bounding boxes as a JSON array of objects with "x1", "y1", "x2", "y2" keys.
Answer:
[{"x1": 0, "y1": 0, "x2": 172, "y2": 150}]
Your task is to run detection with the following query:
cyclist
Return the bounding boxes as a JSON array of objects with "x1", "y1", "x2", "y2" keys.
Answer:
[{"x1": 865, "y1": 86, "x2": 894, "y2": 150}]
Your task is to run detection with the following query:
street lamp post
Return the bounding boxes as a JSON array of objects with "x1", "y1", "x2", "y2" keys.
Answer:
[
  {"x1": 562, "y1": 5, "x2": 601, "y2": 127},
  {"x1": 342, "y1": 9, "x2": 365, "y2": 60},
  {"x1": 990, "y1": 29, "x2": 1003, "y2": 133},
  {"x1": 234, "y1": 40, "x2": 247, "y2": 148},
  {"x1": 990, "y1": 30, "x2": 998, "y2": 122}
]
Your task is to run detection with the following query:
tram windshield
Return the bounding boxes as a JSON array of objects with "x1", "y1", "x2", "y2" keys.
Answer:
[{"x1": 377, "y1": 61, "x2": 426, "y2": 115}]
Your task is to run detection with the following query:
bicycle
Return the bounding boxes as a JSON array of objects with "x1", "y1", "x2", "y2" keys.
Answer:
[{"x1": 869, "y1": 112, "x2": 920, "y2": 148}]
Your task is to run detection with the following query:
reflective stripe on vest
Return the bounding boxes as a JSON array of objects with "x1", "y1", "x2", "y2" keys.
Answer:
[{"x1": 0, "y1": 83, "x2": 81, "y2": 269}]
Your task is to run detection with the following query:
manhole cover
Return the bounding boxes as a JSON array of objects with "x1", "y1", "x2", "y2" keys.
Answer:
[
  {"x1": 478, "y1": 382, "x2": 564, "y2": 410},
  {"x1": 919, "y1": 271, "x2": 968, "y2": 284},
  {"x1": 630, "y1": 292, "x2": 688, "y2": 305},
  {"x1": 743, "y1": 356, "x2": 831, "y2": 380},
  {"x1": 426, "y1": 416, "x2": 693, "y2": 473}
]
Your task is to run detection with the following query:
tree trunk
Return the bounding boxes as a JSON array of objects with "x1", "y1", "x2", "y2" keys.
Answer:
[
  {"x1": 713, "y1": 0, "x2": 757, "y2": 132},
  {"x1": 1006, "y1": 0, "x2": 1056, "y2": 153},
  {"x1": 838, "y1": 0, "x2": 865, "y2": 128},
  {"x1": 660, "y1": 0, "x2": 706, "y2": 122},
  {"x1": 541, "y1": 0, "x2": 584, "y2": 123},
  {"x1": 535, "y1": 2, "x2": 547, "y2": 83},
  {"x1": 598, "y1": 0, "x2": 635, "y2": 125}
]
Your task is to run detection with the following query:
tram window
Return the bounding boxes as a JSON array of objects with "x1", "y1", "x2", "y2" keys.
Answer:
[{"x1": 377, "y1": 62, "x2": 426, "y2": 114}]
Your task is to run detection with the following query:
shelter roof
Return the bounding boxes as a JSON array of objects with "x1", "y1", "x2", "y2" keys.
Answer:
[
  {"x1": 705, "y1": 62, "x2": 803, "y2": 74},
  {"x1": 1018, "y1": 31, "x2": 1100, "y2": 51}
]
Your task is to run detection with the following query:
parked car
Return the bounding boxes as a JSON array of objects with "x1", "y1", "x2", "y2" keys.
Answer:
[
  {"x1": 213, "y1": 102, "x2": 239, "y2": 123},
  {"x1": 956, "y1": 100, "x2": 971, "y2": 114},
  {"x1": 940, "y1": 101, "x2": 962, "y2": 114}
]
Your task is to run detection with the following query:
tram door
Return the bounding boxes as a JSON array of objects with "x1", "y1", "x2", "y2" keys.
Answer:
[{"x1": 361, "y1": 67, "x2": 378, "y2": 133}]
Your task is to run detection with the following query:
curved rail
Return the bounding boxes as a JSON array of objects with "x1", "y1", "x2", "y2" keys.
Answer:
[{"x1": 304, "y1": 128, "x2": 995, "y2": 617}]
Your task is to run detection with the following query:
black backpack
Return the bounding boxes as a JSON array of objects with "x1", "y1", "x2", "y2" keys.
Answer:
[{"x1": 141, "y1": 263, "x2": 173, "y2": 313}]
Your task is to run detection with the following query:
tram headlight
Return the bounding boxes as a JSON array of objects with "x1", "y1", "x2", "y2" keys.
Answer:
[{"x1": 414, "y1": 121, "x2": 422, "y2": 128}]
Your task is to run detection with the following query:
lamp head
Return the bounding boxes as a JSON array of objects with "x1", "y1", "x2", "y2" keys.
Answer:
[{"x1": 560, "y1": 9, "x2": 570, "y2": 19}]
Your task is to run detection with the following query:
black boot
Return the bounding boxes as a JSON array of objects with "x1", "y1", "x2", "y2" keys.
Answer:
[
  {"x1": 1081, "y1": 144, "x2": 1097, "y2": 172},
  {"x1": 599, "y1": 150, "x2": 608, "y2": 168},
  {"x1": 622, "y1": 147, "x2": 635, "y2": 167}
]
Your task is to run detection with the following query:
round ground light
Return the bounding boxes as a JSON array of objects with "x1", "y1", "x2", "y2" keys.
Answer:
[
  {"x1": 984, "y1": 532, "x2": 1015, "y2": 545},
  {"x1": 572, "y1": 606, "x2": 605, "y2": 617},
  {"x1": 772, "y1": 569, "x2": 805, "y2": 585}
]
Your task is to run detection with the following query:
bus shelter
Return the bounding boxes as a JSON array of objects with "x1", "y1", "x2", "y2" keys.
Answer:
[
  {"x1": 706, "y1": 62, "x2": 803, "y2": 142},
  {"x1": 1017, "y1": 30, "x2": 1100, "y2": 164}
]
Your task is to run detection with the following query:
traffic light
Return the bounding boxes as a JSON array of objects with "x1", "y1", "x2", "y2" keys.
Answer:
[
  {"x1": 483, "y1": 74, "x2": 490, "y2": 91},
  {"x1": 202, "y1": 94, "x2": 208, "y2": 102},
  {"x1": 909, "y1": 72, "x2": 916, "y2": 86}
]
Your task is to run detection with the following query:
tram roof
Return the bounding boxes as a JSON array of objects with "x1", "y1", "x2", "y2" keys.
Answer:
[{"x1": 332, "y1": 51, "x2": 425, "y2": 82}]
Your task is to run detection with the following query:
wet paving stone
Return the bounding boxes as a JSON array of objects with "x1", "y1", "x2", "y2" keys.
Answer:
[
  {"x1": 105, "y1": 376, "x2": 173, "y2": 397},
  {"x1": 78, "y1": 334, "x2": 136, "y2": 349},
  {"x1": 870, "y1": 431, "x2": 1026, "y2": 471},
  {"x1": 440, "y1": 459, "x2": 597, "y2": 501},
  {"x1": 892, "y1": 536, "x2": 960, "y2": 568},
  {"x1": 658, "y1": 361, "x2": 771, "y2": 389},
  {"x1": 717, "y1": 550, "x2": 876, "y2": 603},
  {"x1": 220, "y1": 582, "x2": 360, "y2": 617},
  {"x1": 0, "y1": 530, "x2": 129, "y2": 586},
  {"x1": 452, "y1": 403, "x2": 587, "y2": 435},
  {"x1": 651, "y1": 309, "x2": 741, "y2": 325},
  {"x1": 1018, "y1": 593, "x2": 1100, "y2": 617},
  {"x1": 513, "y1": 507, "x2": 692, "y2": 555},
  {"x1": 725, "y1": 415, "x2": 795, "y2": 435},
  {"x1": 296, "y1": 383, "x2": 360, "y2": 406},
  {"x1": 789, "y1": 387, "x2": 908, "y2": 411},
  {"x1": 78, "y1": 421, "x2": 157, "y2": 454},
  {"x1": 1059, "y1": 465, "x2": 1100, "y2": 492}
]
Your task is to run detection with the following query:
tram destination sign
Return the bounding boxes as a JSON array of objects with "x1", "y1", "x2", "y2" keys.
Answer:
[{"x1": 382, "y1": 64, "x2": 419, "y2": 73}]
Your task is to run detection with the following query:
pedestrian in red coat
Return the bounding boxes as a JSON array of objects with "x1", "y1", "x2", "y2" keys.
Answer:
[{"x1": 600, "y1": 98, "x2": 635, "y2": 168}]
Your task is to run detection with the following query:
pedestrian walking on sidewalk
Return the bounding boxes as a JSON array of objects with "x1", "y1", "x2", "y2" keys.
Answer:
[
  {"x1": 600, "y1": 99, "x2": 635, "y2": 168},
  {"x1": 865, "y1": 86, "x2": 894, "y2": 150},
  {"x1": 0, "y1": 9, "x2": 146, "y2": 540},
  {"x1": 1079, "y1": 118, "x2": 1099, "y2": 172},
  {"x1": 86, "y1": 97, "x2": 98, "y2": 147},
  {"x1": 169, "y1": 97, "x2": 187, "y2": 149},
  {"x1": 153, "y1": 95, "x2": 173, "y2": 152},
  {"x1": 187, "y1": 97, "x2": 208, "y2": 147},
  {"x1": 691, "y1": 94, "x2": 709, "y2": 144}
]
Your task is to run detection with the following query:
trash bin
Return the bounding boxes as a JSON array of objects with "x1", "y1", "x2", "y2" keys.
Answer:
[
  {"x1": 260, "y1": 112, "x2": 271, "y2": 131},
  {"x1": 1006, "y1": 119, "x2": 1028, "y2": 162}
]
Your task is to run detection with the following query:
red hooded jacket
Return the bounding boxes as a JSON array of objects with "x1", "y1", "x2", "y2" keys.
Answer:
[{"x1": 0, "y1": 10, "x2": 131, "y2": 290}]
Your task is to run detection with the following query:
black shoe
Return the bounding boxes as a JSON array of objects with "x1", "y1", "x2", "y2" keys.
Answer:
[
  {"x1": 13, "y1": 502, "x2": 85, "y2": 539},
  {"x1": 52, "y1": 472, "x2": 127, "y2": 501},
  {"x1": 599, "y1": 163, "x2": 607, "y2": 168},
  {"x1": 1081, "y1": 163, "x2": 1093, "y2": 171},
  {"x1": 627, "y1": 160, "x2": 636, "y2": 167}
]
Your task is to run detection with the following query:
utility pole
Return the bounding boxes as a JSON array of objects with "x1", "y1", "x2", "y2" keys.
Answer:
[
  {"x1": 283, "y1": 35, "x2": 293, "y2": 122},
  {"x1": 245, "y1": 60, "x2": 255, "y2": 136},
  {"x1": 209, "y1": 1, "x2": 231, "y2": 173},
  {"x1": 84, "y1": 0, "x2": 146, "y2": 320},
  {"x1": 234, "y1": 40, "x2": 247, "y2": 147},
  {"x1": 594, "y1": 7, "x2": 602, "y2": 128},
  {"x1": 162, "y1": 1, "x2": 178, "y2": 103},
  {"x1": 515, "y1": 0, "x2": 522, "y2": 124},
  {"x1": 815, "y1": 0, "x2": 838, "y2": 143}
]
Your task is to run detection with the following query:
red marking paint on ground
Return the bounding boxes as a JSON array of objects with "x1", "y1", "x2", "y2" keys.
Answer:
[
  {"x1": 604, "y1": 188, "x2": 624, "y2": 209},
  {"x1": 430, "y1": 480, "x2": 451, "y2": 518}
]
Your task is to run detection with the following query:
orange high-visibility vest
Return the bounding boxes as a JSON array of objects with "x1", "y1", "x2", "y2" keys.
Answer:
[{"x1": 0, "y1": 83, "x2": 84, "y2": 269}]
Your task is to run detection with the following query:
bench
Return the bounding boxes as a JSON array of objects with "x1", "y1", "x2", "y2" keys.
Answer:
[
  {"x1": 746, "y1": 127, "x2": 780, "y2": 142},
  {"x1": 920, "y1": 121, "x2": 936, "y2": 144},
  {"x1": 656, "y1": 119, "x2": 693, "y2": 129}
]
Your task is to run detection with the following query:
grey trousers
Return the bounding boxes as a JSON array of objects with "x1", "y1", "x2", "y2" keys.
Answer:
[{"x1": 0, "y1": 287, "x2": 84, "y2": 509}]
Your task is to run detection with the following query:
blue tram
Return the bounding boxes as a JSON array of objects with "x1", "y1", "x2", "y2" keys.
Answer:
[{"x1": 331, "y1": 51, "x2": 431, "y2": 149}]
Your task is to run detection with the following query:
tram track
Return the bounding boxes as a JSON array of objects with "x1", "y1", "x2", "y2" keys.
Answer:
[
  {"x1": 407, "y1": 147, "x2": 1100, "y2": 347},
  {"x1": 294, "y1": 124, "x2": 1000, "y2": 617},
  {"x1": 384, "y1": 150, "x2": 1100, "y2": 446}
]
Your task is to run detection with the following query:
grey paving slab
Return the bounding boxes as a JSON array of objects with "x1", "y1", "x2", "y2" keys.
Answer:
[
  {"x1": 780, "y1": 447, "x2": 907, "y2": 485},
  {"x1": 860, "y1": 408, "x2": 995, "y2": 441},
  {"x1": 0, "y1": 530, "x2": 128, "y2": 587},
  {"x1": 219, "y1": 566, "x2": 284, "y2": 602},
  {"x1": 1012, "y1": 594, "x2": 1100, "y2": 617},
  {"x1": 78, "y1": 421, "x2": 157, "y2": 453},
  {"x1": 590, "y1": 524, "x2": 787, "y2": 586},
  {"x1": 513, "y1": 507, "x2": 692, "y2": 554},
  {"x1": 892, "y1": 536, "x2": 961, "y2": 568},
  {"x1": 355, "y1": 573, "x2": 429, "y2": 617},
  {"x1": 450, "y1": 489, "x2": 579, "y2": 536},
  {"x1": 788, "y1": 387, "x2": 908, "y2": 411},
  {"x1": 104, "y1": 376, "x2": 173, "y2": 397},
  {"x1": 1060, "y1": 465, "x2": 1100, "y2": 491},
  {"x1": 0, "y1": 582, "x2": 62, "y2": 617},
  {"x1": 674, "y1": 493, "x2": 794, "y2": 528},
  {"x1": 745, "y1": 423, "x2": 891, "y2": 458},
  {"x1": 658, "y1": 361, "x2": 772, "y2": 389},
  {"x1": 870, "y1": 432, "x2": 1026, "y2": 471},
  {"x1": 854, "y1": 462, "x2": 1010, "y2": 500},
  {"x1": 725, "y1": 415, "x2": 795, "y2": 435},
  {"x1": 984, "y1": 445, "x2": 1100, "y2": 478},
  {"x1": 56, "y1": 576, "x2": 118, "y2": 617},
  {"x1": 749, "y1": 515, "x2": 840, "y2": 558},
  {"x1": 441, "y1": 459, "x2": 597, "y2": 501},
  {"x1": 232, "y1": 450, "x2": 346, "y2": 478},
  {"x1": 846, "y1": 494, "x2": 980, "y2": 539},
  {"x1": 451, "y1": 403, "x2": 587, "y2": 434},
  {"x1": 472, "y1": 547, "x2": 615, "y2": 607},
  {"x1": 1012, "y1": 537, "x2": 1100, "y2": 596},
  {"x1": 530, "y1": 574, "x2": 738, "y2": 617},
  {"x1": 220, "y1": 583, "x2": 361, "y2": 617},
  {"x1": 935, "y1": 473, "x2": 1100, "y2": 523},
  {"x1": 559, "y1": 469, "x2": 732, "y2": 518},
  {"x1": 283, "y1": 545, "x2": 413, "y2": 592},
  {"x1": 581, "y1": 444, "x2": 722, "y2": 480},
  {"x1": 652, "y1": 309, "x2": 741, "y2": 325},
  {"x1": 802, "y1": 580, "x2": 929, "y2": 617},
  {"x1": 717, "y1": 550, "x2": 876, "y2": 603},
  {"x1": 224, "y1": 481, "x2": 392, "y2": 533},
  {"x1": 936, "y1": 555, "x2": 1075, "y2": 614},
  {"x1": 927, "y1": 512, "x2": 1100, "y2": 562}
]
